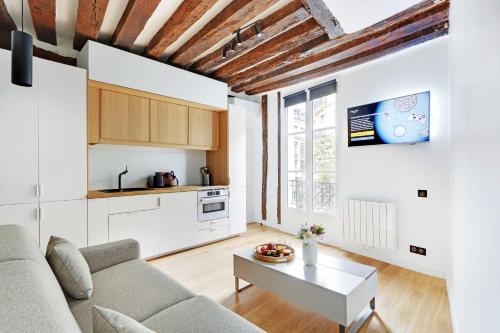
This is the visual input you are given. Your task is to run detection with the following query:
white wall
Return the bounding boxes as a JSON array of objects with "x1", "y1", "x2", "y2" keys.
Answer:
[
  {"x1": 335, "y1": 37, "x2": 450, "y2": 277},
  {"x1": 266, "y1": 37, "x2": 450, "y2": 277},
  {"x1": 88, "y1": 145, "x2": 206, "y2": 190},
  {"x1": 448, "y1": 0, "x2": 500, "y2": 331}
]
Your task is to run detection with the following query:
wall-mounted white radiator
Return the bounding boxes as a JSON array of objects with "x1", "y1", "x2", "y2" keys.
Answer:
[{"x1": 342, "y1": 199, "x2": 397, "y2": 250}]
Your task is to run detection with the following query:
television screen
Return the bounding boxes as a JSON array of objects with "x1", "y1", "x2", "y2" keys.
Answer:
[{"x1": 347, "y1": 91, "x2": 430, "y2": 147}]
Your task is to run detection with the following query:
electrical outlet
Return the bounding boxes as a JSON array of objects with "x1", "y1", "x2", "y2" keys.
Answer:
[
  {"x1": 418, "y1": 189, "x2": 428, "y2": 198},
  {"x1": 410, "y1": 245, "x2": 427, "y2": 256}
]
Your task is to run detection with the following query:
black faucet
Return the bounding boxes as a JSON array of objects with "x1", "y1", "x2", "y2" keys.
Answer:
[{"x1": 118, "y1": 166, "x2": 128, "y2": 191}]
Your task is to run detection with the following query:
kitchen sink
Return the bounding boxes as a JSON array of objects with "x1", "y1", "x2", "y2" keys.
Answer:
[{"x1": 99, "y1": 188, "x2": 151, "y2": 193}]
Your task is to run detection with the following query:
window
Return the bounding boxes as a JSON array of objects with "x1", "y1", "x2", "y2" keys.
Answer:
[
  {"x1": 312, "y1": 94, "x2": 336, "y2": 213},
  {"x1": 284, "y1": 81, "x2": 336, "y2": 215},
  {"x1": 287, "y1": 102, "x2": 306, "y2": 209}
]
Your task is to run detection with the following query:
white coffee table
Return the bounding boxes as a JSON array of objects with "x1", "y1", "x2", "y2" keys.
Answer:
[{"x1": 233, "y1": 249, "x2": 377, "y2": 333}]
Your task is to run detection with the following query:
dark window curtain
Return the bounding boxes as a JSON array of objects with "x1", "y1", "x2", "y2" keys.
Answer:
[
  {"x1": 284, "y1": 90, "x2": 306, "y2": 108},
  {"x1": 309, "y1": 80, "x2": 337, "y2": 100}
]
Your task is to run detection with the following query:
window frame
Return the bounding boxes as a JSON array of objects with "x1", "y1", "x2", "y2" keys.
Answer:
[{"x1": 283, "y1": 88, "x2": 337, "y2": 217}]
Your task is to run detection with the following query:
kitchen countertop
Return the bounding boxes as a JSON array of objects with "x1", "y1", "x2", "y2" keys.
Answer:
[{"x1": 87, "y1": 185, "x2": 229, "y2": 199}]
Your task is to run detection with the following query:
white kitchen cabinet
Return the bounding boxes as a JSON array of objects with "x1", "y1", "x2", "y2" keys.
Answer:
[
  {"x1": 39, "y1": 200, "x2": 88, "y2": 252},
  {"x1": 228, "y1": 104, "x2": 247, "y2": 187},
  {"x1": 197, "y1": 219, "x2": 229, "y2": 245},
  {"x1": 88, "y1": 199, "x2": 109, "y2": 246},
  {"x1": 0, "y1": 203, "x2": 40, "y2": 245},
  {"x1": 38, "y1": 59, "x2": 87, "y2": 202},
  {"x1": 158, "y1": 192, "x2": 198, "y2": 253},
  {"x1": 229, "y1": 187, "x2": 246, "y2": 235},
  {"x1": 228, "y1": 104, "x2": 247, "y2": 233},
  {"x1": 78, "y1": 41, "x2": 228, "y2": 110},
  {"x1": 108, "y1": 195, "x2": 159, "y2": 215},
  {"x1": 109, "y1": 209, "x2": 160, "y2": 258},
  {"x1": 0, "y1": 49, "x2": 39, "y2": 206}
]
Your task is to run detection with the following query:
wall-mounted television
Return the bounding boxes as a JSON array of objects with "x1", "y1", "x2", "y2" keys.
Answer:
[{"x1": 347, "y1": 91, "x2": 430, "y2": 147}]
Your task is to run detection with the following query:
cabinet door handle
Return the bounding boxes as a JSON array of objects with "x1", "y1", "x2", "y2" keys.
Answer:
[
  {"x1": 157, "y1": 197, "x2": 161, "y2": 208},
  {"x1": 35, "y1": 184, "x2": 40, "y2": 199},
  {"x1": 209, "y1": 227, "x2": 217, "y2": 231},
  {"x1": 38, "y1": 207, "x2": 42, "y2": 222}
]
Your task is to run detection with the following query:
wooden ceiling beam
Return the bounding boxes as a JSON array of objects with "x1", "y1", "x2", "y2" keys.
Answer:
[
  {"x1": 245, "y1": 22, "x2": 448, "y2": 95},
  {"x1": 190, "y1": 0, "x2": 309, "y2": 74},
  {"x1": 0, "y1": 0, "x2": 16, "y2": 49},
  {"x1": 230, "y1": 0, "x2": 449, "y2": 91},
  {"x1": 27, "y1": 0, "x2": 57, "y2": 45},
  {"x1": 111, "y1": 0, "x2": 161, "y2": 50},
  {"x1": 144, "y1": 0, "x2": 218, "y2": 60},
  {"x1": 169, "y1": 0, "x2": 279, "y2": 68},
  {"x1": 211, "y1": 17, "x2": 323, "y2": 80},
  {"x1": 73, "y1": 0, "x2": 109, "y2": 51},
  {"x1": 33, "y1": 46, "x2": 76, "y2": 66},
  {"x1": 300, "y1": 0, "x2": 343, "y2": 39},
  {"x1": 226, "y1": 33, "x2": 329, "y2": 87}
]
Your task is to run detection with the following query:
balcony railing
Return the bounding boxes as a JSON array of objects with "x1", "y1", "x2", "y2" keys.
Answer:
[{"x1": 288, "y1": 180, "x2": 336, "y2": 213}]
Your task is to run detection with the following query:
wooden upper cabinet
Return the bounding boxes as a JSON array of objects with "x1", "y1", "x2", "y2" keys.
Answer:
[
  {"x1": 100, "y1": 90, "x2": 150, "y2": 142},
  {"x1": 189, "y1": 108, "x2": 219, "y2": 149},
  {"x1": 150, "y1": 100, "x2": 188, "y2": 145},
  {"x1": 87, "y1": 86, "x2": 100, "y2": 144},
  {"x1": 87, "y1": 81, "x2": 222, "y2": 150}
]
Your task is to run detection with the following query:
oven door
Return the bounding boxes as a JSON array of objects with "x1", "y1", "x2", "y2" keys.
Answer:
[{"x1": 198, "y1": 196, "x2": 229, "y2": 222}]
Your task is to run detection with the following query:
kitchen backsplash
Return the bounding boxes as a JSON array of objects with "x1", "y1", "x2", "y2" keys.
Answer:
[{"x1": 88, "y1": 144, "x2": 206, "y2": 190}]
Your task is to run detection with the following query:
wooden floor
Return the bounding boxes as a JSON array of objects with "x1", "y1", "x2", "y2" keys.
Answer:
[{"x1": 150, "y1": 224, "x2": 452, "y2": 333}]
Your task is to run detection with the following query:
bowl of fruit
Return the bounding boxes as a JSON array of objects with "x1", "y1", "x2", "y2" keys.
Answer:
[{"x1": 253, "y1": 243, "x2": 295, "y2": 263}]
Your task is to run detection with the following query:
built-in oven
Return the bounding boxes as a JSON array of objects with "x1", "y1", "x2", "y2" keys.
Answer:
[{"x1": 197, "y1": 188, "x2": 229, "y2": 222}]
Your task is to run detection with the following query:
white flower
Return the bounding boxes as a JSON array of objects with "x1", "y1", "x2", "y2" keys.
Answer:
[{"x1": 304, "y1": 231, "x2": 313, "y2": 239}]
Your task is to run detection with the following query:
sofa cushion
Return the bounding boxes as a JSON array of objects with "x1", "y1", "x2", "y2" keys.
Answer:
[
  {"x1": 93, "y1": 306, "x2": 155, "y2": 333},
  {"x1": 69, "y1": 259, "x2": 195, "y2": 333},
  {"x1": 0, "y1": 224, "x2": 46, "y2": 264},
  {"x1": 141, "y1": 295, "x2": 265, "y2": 333},
  {"x1": 46, "y1": 236, "x2": 94, "y2": 300},
  {"x1": 0, "y1": 259, "x2": 82, "y2": 333},
  {"x1": 0, "y1": 225, "x2": 81, "y2": 333}
]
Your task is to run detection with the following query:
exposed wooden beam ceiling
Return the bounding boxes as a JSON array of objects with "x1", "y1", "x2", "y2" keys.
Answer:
[
  {"x1": 27, "y1": 0, "x2": 57, "y2": 45},
  {"x1": 73, "y1": 0, "x2": 109, "y2": 51},
  {"x1": 0, "y1": 0, "x2": 16, "y2": 49},
  {"x1": 111, "y1": 0, "x2": 161, "y2": 50},
  {"x1": 169, "y1": 0, "x2": 279, "y2": 68},
  {"x1": 300, "y1": 0, "x2": 344, "y2": 39},
  {"x1": 144, "y1": 0, "x2": 218, "y2": 60},
  {"x1": 190, "y1": 0, "x2": 309, "y2": 74},
  {"x1": 226, "y1": 34, "x2": 329, "y2": 87},
  {"x1": 211, "y1": 17, "x2": 323, "y2": 80},
  {"x1": 231, "y1": 0, "x2": 449, "y2": 93},
  {"x1": 245, "y1": 21, "x2": 448, "y2": 95},
  {"x1": 33, "y1": 45, "x2": 76, "y2": 65}
]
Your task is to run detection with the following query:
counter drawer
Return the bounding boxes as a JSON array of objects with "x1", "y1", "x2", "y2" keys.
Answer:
[
  {"x1": 109, "y1": 194, "x2": 159, "y2": 214},
  {"x1": 196, "y1": 223, "x2": 228, "y2": 244},
  {"x1": 197, "y1": 218, "x2": 228, "y2": 231}
]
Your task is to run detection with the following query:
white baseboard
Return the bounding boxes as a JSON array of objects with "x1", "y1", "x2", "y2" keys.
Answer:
[
  {"x1": 328, "y1": 239, "x2": 446, "y2": 278},
  {"x1": 269, "y1": 223, "x2": 446, "y2": 279}
]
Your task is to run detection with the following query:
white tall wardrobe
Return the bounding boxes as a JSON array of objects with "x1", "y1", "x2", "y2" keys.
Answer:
[{"x1": 0, "y1": 49, "x2": 87, "y2": 251}]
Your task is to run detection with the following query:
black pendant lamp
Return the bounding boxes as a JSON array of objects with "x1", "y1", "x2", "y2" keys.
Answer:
[{"x1": 11, "y1": 0, "x2": 33, "y2": 87}]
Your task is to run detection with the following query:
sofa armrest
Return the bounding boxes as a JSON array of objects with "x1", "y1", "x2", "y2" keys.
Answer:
[{"x1": 79, "y1": 239, "x2": 140, "y2": 273}]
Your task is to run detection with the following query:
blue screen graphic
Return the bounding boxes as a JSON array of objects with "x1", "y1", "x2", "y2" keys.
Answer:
[{"x1": 348, "y1": 91, "x2": 430, "y2": 147}]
